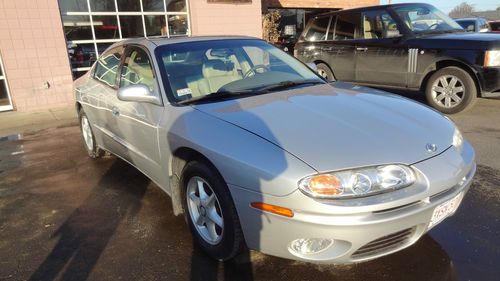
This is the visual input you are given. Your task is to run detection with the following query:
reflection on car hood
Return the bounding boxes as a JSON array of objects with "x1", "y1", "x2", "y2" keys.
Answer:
[{"x1": 193, "y1": 83, "x2": 455, "y2": 172}]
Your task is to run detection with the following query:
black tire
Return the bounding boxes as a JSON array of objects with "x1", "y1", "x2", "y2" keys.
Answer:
[
  {"x1": 316, "y1": 63, "x2": 335, "y2": 81},
  {"x1": 78, "y1": 109, "x2": 105, "y2": 159},
  {"x1": 181, "y1": 160, "x2": 245, "y2": 260},
  {"x1": 425, "y1": 66, "x2": 477, "y2": 114}
]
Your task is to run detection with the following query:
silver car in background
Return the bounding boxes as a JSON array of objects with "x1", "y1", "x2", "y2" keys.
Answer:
[{"x1": 74, "y1": 36, "x2": 475, "y2": 263}]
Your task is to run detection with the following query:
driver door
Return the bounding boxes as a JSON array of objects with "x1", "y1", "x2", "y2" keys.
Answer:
[
  {"x1": 108, "y1": 45, "x2": 165, "y2": 182},
  {"x1": 355, "y1": 9, "x2": 408, "y2": 86}
]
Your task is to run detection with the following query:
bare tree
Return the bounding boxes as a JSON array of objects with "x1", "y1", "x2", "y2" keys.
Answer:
[{"x1": 449, "y1": 2, "x2": 475, "y2": 18}]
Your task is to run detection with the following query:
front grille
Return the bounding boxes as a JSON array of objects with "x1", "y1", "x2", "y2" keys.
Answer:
[{"x1": 351, "y1": 227, "x2": 415, "y2": 260}]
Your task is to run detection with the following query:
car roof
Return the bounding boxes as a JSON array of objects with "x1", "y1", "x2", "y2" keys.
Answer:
[
  {"x1": 117, "y1": 35, "x2": 260, "y2": 47},
  {"x1": 314, "y1": 2, "x2": 434, "y2": 17}
]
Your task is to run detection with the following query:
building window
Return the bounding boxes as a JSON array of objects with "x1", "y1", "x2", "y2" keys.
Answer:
[
  {"x1": 58, "y1": 0, "x2": 191, "y2": 79},
  {"x1": 0, "y1": 51, "x2": 13, "y2": 112}
]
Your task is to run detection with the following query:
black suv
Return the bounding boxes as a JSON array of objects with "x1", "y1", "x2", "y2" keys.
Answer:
[{"x1": 294, "y1": 3, "x2": 500, "y2": 113}]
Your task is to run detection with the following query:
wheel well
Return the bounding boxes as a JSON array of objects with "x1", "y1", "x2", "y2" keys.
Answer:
[
  {"x1": 313, "y1": 60, "x2": 336, "y2": 80},
  {"x1": 421, "y1": 60, "x2": 481, "y2": 96},
  {"x1": 169, "y1": 147, "x2": 221, "y2": 216}
]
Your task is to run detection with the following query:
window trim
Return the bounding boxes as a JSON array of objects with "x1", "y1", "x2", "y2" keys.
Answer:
[
  {"x1": 92, "y1": 45, "x2": 125, "y2": 89},
  {"x1": 0, "y1": 51, "x2": 13, "y2": 112}
]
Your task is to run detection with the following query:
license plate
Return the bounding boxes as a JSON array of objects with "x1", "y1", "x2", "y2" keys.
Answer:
[{"x1": 428, "y1": 192, "x2": 463, "y2": 229}]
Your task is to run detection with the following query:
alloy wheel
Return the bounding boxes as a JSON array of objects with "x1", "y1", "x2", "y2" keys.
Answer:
[
  {"x1": 186, "y1": 176, "x2": 224, "y2": 245},
  {"x1": 431, "y1": 75, "x2": 465, "y2": 108},
  {"x1": 81, "y1": 115, "x2": 94, "y2": 151}
]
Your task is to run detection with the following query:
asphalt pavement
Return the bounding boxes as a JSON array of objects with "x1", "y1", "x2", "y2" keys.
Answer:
[{"x1": 0, "y1": 97, "x2": 499, "y2": 281}]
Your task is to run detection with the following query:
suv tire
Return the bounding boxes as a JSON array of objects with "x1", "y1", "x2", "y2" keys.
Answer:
[
  {"x1": 316, "y1": 63, "x2": 335, "y2": 81},
  {"x1": 425, "y1": 66, "x2": 477, "y2": 114}
]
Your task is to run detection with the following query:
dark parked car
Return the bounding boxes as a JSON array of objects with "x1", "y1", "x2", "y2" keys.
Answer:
[
  {"x1": 295, "y1": 3, "x2": 500, "y2": 114},
  {"x1": 455, "y1": 17, "x2": 490, "y2": 32},
  {"x1": 490, "y1": 21, "x2": 500, "y2": 33}
]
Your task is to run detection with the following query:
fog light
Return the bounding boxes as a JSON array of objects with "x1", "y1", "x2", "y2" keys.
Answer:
[{"x1": 289, "y1": 238, "x2": 334, "y2": 255}]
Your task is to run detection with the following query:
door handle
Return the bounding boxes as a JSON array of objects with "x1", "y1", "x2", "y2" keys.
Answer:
[
  {"x1": 356, "y1": 47, "x2": 368, "y2": 52},
  {"x1": 111, "y1": 107, "x2": 120, "y2": 117}
]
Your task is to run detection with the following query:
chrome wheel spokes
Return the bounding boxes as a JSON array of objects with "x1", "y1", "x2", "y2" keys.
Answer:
[
  {"x1": 81, "y1": 116, "x2": 93, "y2": 151},
  {"x1": 186, "y1": 176, "x2": 224, "y2": 244},
  {"x1": 431, "y1": 75, "x2": 465, "y2": 108}
]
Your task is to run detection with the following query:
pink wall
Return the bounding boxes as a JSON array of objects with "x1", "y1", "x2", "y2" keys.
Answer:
[
  {"x1": 0, "y1": 0, "x2": 74, "y2": 112},
  {"x1": 189, "y1": 1, "x2": 263, "y2": 38}
]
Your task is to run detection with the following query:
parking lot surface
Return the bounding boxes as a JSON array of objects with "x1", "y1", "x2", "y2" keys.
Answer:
[{"x1": 0, "y1": 98, "x2": 499, "y2": 281}]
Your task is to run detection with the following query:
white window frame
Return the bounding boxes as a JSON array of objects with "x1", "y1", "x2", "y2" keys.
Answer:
[
  {"x1": 62, "y1": 0, "x2": 191, "y2": 76},
  {"x1": 0, "y1": 51, "x2": 13, "y2": 112}
]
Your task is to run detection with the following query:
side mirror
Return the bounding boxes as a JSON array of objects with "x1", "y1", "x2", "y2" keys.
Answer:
[
  {"x1": 117, "y1": 84, "x2": 161, "y2": 105},
  {"x1": 306, "y1": 62, "x2": 318, "y2": 72}
]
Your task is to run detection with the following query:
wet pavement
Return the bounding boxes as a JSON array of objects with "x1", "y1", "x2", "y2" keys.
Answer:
[{"x1": 0, "y1": 99, "x2": 499, "y2": 281}]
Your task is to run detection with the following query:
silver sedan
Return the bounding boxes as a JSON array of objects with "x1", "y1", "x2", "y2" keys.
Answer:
[{"x1": 74, "y1": 36, "x2": 475, "y2": 263}]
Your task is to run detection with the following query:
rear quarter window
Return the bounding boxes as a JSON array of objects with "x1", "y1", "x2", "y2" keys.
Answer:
[{"x1": 305, "y1": 16, "x2": 331, "y2": 41}]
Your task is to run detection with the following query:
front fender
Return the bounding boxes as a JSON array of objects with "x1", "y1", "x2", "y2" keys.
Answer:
[{"x1": 166, "y1": 107, "x2": 316, "y2": 197}]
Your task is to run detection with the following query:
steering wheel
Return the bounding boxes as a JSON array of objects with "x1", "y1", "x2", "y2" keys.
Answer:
[{"x1": 243, "y1": 64, "x2": 270, "y2": 78}]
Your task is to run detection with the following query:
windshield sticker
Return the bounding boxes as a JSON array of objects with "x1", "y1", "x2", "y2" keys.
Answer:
[{"x1": 177, "y1": 88, "x2": 192, "y2": 97}]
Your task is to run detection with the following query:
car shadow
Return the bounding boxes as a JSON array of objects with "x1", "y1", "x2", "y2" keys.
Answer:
[{"x1": 27, "y1": 159, "x2": 149, "y2": 281}]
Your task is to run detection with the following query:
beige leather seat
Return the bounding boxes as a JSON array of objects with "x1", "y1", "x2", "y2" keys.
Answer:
[{"x1": 186, "y1": 59, "x2": 241, "y2": 97}]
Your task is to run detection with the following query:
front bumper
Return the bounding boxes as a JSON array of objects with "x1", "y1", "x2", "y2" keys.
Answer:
[
  {"x1": 230, "y1": 144, "x2": 475, "y2": 264},
  {"x1": 478, "y1": 66, "x2": 500, "y2": 97}
]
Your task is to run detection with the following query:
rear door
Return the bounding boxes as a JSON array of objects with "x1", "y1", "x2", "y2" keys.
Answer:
[
  {"x1": 108, "y1": 46, "x2": 164, "y2": 181},
  {"x1": 298, "y1": 15, "x2": 332, "y2": 66},
  {"x1": 355, "y1": 9, "x2": 407, "y2": 86},
  {"x1": 324, "y1": 12, "x2": 361, "y2": 81},
  {"x1": 85, "y1": 46, "x2": 124, "y2": 151}
]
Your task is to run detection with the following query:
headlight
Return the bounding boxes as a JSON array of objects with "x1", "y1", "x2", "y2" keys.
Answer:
[
  {"x1": 484, "y1": 50, "x2": 500, "y2": 67},
  {"x1": 298, "y1": 164, "x2": 416, "y2": 199},
  {"x1": 452, "y1": 127, "x2": 464, "y2": 152}
]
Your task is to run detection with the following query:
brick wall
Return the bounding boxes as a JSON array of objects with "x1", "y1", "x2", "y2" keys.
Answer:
[
  {"x1": 189, "y1": 0, "x2": 263, "y2": 38},
  {"x1": 0, "y1": 0, "x2": 73, "y2": 112},
  {"x1": 263, "y1": 0, "x2": 380, "y2": 9}
]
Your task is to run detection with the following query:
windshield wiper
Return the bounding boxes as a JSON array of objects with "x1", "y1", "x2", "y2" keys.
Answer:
[
  {"x1": 177, "y1": 90, "x2": 256, "y2": 105},
  {"x1": 255, "y1": 79, "x2": 324, "y2": 92}
]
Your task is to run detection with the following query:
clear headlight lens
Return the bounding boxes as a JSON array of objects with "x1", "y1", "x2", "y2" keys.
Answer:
[
  {"x1": 452, "y1": 127, "x2": 464, "y2": 152},
  {"x1": 484, "y1": 50, "x2": 500, "y2": 67},
  {"x1": 298, "y1": 164, "x2": 416, "y2": 199}
]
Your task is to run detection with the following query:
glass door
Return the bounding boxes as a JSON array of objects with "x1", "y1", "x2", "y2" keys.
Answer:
[{"x1": 0, "y1": 52, "x2": 13, "y2": 112}]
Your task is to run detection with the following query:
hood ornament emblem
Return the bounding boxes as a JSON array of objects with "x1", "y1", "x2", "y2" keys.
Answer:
[{"x1": 426, "y1": 143, "x2": 438, "y2": 153}]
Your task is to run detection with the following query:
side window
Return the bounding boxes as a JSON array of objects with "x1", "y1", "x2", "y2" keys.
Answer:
[
  {"x1": 305, "y1": 16, "x2": 331, "y2": 42},
  {"x1": 120, "y1": 47, "x2": 155, "y2": 91},
  {"x1": 334, "y1": 13, "x2": 361, "y2": 40},
  {"x1": 93, "y1": 47, "x2": 123, "y2": 87},
  {"x1": 362, "y1": 10, "x2": 401, "y2": 39}
]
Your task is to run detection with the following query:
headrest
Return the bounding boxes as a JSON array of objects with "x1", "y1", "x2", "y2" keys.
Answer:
[{"x1": 202, "y1": 60, "x2": 236, "y2": 78}]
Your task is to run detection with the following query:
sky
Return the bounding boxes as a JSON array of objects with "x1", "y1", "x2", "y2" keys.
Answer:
[{"x1": 380, "y1": 0, "x2": 500, "y2": 13}]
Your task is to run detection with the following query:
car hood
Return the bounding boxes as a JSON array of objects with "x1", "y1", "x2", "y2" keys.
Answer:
[
  {"x1": 192, "y1": 83, "x2": 456, "y2": 172},
  {"x1": 409, "y1": 32, "x2": 500, "y2": 49}
]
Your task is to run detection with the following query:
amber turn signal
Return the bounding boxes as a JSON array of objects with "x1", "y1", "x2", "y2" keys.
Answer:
[{"x1": 251, "y1": 202, "x2": 294, "y2": 217}]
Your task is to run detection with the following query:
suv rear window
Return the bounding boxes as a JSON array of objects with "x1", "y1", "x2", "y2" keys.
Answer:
[{"x1": 305, "y1": 16, "x2": 331, "y2": 41}]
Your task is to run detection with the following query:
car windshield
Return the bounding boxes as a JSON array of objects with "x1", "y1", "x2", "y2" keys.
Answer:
[
  {"x1": 393, "y1": 5, "x2": 464, "y2": 34},
  {"x1": 155, "y1": 39, "x2": 324, "y2": 104}
]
